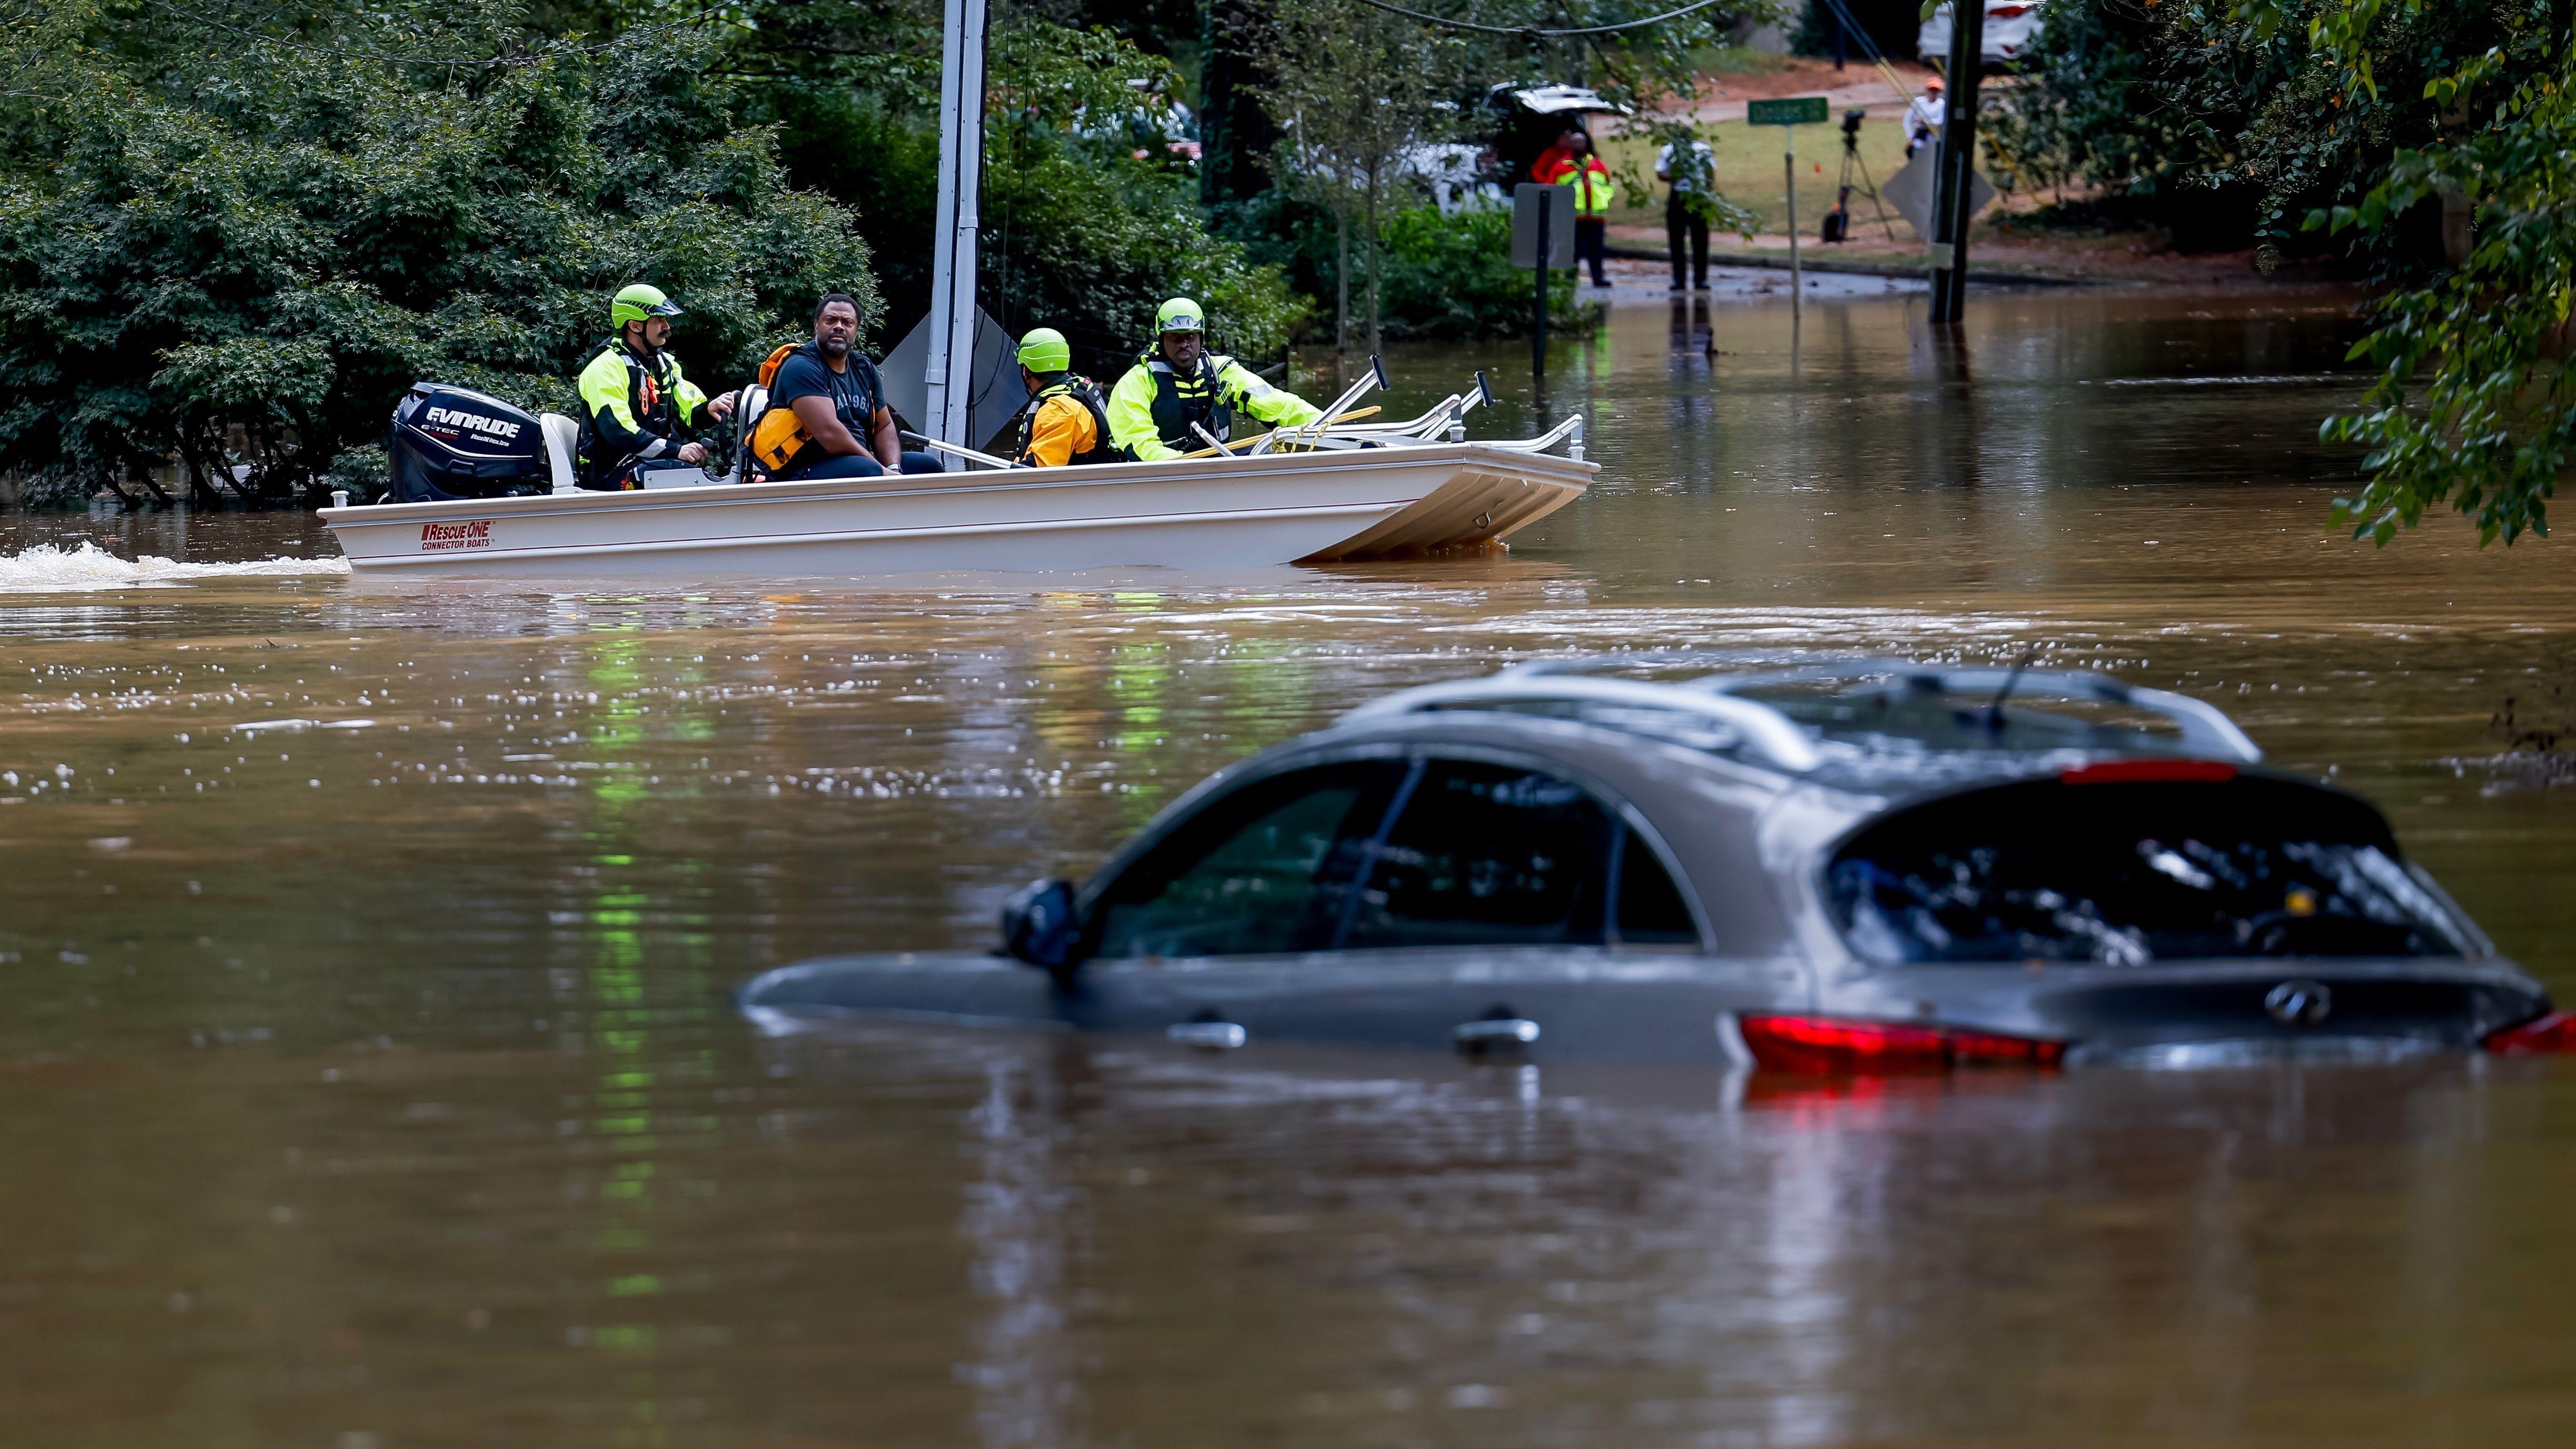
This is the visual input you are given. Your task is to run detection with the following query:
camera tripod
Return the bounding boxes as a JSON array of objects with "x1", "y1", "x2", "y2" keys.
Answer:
[{"x1": 1821, "y1": 108, "x2": 1897, "y2": 244}]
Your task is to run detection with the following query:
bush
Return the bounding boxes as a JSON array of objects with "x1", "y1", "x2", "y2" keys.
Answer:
[
  {"x1": 1377, "y1": 204, "x2": 1582, "y2": 342},
  {"x1": 1222, "y1": 195, "x2": 1585, "y2": 344},
  {"x1": 980, "y1": 137, "x2": 1306, "y2": 376},
  {"x1": 1991, "y1": 0, "x2": 2551, "y2": 268},
  {"x1": 0, "y1": 28, "x2": 873, "y2": 506}
]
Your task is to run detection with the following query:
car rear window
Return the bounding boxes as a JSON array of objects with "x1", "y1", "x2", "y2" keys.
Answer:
[{"x1": 1827, "y1": 776, "x2": 2469, "y2": 966}]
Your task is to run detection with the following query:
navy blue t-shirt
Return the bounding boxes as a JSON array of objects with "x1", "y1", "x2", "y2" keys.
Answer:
[{"x1": 769, "y1": 347, "x2": 885, "y2": 476}]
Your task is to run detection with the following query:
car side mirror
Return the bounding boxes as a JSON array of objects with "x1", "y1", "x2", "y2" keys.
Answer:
[{"x1": 1001, "y1": 878, "x2": 1080, "y2": 973}]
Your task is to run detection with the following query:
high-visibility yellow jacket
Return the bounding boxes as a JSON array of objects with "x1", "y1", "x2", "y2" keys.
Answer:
[
  {"x1": 1545, "y1": 156, "x2": 1617, "y2": 217},
  {"x1": 1104, "y1": 349, "x2": 1322, "y2": 462},
  {"x1": 576, "y1": 338, "x2": 713, "y2": 471}
]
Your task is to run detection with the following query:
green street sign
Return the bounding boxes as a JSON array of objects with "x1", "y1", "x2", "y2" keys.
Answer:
[{"x1": 1747, "y1": 96, "x2": 1830, "y2": 126}]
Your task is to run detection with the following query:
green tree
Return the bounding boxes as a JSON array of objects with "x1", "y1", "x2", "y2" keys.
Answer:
[
  {"x1": 719, "y1": 0, "x2": 1302, "y2": 375},
  {"x1": 1259, "y1": 0, "x2": 1465, "y2": 354},
  {"x1": 1993, "y1": 0, "x2": 2553, "y2": 265},
  {"x1": 0, "y1": 12, "x2": 871, "y2": 504},
  {"x1": 2312, "y1": 24, "x2": 2575, "y2": 544}
]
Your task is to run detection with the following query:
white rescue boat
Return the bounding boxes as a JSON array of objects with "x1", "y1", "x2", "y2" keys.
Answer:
[{"x1": 323, "y1": 369, "x2": 1593, "y2": 579}]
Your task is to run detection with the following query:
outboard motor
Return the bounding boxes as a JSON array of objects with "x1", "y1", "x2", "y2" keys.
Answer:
[{"x1": 385, "y1": 383, "x2": 555, "y2": 504}]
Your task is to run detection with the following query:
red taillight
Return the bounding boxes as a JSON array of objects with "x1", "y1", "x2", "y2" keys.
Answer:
[
  {"x1": 2484, "y1": 1011, "x2": 2576, "y2": 1056},
  {"x1": 1740, "y1": 1015, "x2": 2067, "y2": 1074},
  {"x1": 1987, "y1": 3, "x2": 2032, "y2": 15},
  {"x1": 2059, "y1": 760, "x2": 2238, "y2": 785}
]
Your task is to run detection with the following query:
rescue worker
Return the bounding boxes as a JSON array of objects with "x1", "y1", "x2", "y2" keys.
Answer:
[
  {"x1": 753, "y1": 292, "x2": 941, "y2": 481},
  {"x1": 1104, "y1": 298, "x2": 1322, "y2": 462},
  {"x1": 576, "y1": 283, "x2": 735, "y2": 489},
  {"x1": 1543, "y1": 133, "x2": 1616, "y2": 288},
  {"x1": 1006, "y1": 328, "x2": 1118, "y2": 469}
]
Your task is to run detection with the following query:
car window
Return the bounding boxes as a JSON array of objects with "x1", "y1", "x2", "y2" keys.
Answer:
[
  {"x1": 1827, "y1": 776, "x2": 2469, "y2": 966},
  {"x1": 1089, "y1": 760, "x2": 1405, "y2": 960},
  {"x1": 1339, "y1": 760, "x2": 1615, "y2": 950},
  {"x1": 1613, "y1": 830, "x2": 1699, "y2": 945}
]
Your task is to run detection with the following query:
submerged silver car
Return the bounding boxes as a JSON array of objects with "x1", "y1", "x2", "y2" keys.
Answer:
[{"x1": 742, "y1": 658, "x2": 2576, "y2": 1072}]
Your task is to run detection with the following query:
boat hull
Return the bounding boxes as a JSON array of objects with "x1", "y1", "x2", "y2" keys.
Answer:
[{"x1": 321, "y1": 444, "x2": 1593, "y2": 578}]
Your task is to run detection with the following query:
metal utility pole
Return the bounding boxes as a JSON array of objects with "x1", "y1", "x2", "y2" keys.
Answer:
[
  {"x1": 924, "y1": 0, "x2": 989, "y2": 465},
  {"x1": 1928, "y1": 1, "x2": 1985, "y2": 324}
]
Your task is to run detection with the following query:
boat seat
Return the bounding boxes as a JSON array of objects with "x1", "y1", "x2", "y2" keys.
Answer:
[
  {"x1": 539, "y1": 413, "x2": 581, "y2": 494},
  {"x1": 720, "y1": 384, "x2": 769, "y2": 486}
]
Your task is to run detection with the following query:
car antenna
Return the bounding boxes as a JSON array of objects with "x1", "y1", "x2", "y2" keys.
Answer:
[{"x1": 1984, "y1": 644, "x2": 2042, "y2": 735}]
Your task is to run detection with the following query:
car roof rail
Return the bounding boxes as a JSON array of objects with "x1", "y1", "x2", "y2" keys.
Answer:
[
  {"x1": 1339, "y1": 671, "x2": 1827, "y2": 773},
  {"x1": 1345, "y1": 653, "x2": 2263, "y2": 768},
  {"x1": 1691, "y1": 661, "x2": 2264, "y2": 763}
]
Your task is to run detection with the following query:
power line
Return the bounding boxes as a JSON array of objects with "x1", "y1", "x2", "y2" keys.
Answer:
[
  {"x1": 1345, "y1": 0, "x2": 1731, "y2": 38},
  {"x1": 1812, "y1": 0, "x2": 1917, "y2": 105}
]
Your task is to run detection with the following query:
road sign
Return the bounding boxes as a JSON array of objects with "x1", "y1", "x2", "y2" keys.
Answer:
[
  {"x1": 1511, "y1": 183, "x2": 1575, "y2": 268},
  {"x1": 1747, "y1": 96, "x2": 1829, "y2": 127},
  {"x1": 1881, "y1": 150, "x2": 1995, "y2": 242},
  {"x1": 1748, "y1": 97, "x2": 1830, "y2": 313},
  {"x1": 1512, "y1": 183, "x2": 1573, "y2": 378}
]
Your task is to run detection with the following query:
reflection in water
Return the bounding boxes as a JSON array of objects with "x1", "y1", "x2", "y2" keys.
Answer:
[
  {"x1": 3, "y1": 284, "x2": 2574, "y2": 1444},
  {"x1": 961, "y1": 1057, "x2": 1084, "y2": 1448}
]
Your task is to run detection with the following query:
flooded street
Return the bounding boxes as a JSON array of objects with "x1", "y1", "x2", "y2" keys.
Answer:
[{"x1": 5, "y1": 282, "x2": 2573, "y2": 1447}]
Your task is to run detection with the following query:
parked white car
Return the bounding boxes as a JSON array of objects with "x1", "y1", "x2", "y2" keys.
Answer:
[{"x1": 1918, "y1": 1, "x2": 2048, "y2": 67}]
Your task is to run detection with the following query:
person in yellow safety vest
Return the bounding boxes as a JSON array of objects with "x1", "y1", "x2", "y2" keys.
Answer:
[
  {"x1": 1006, "y1": 328, "x2": 1121, "y2": 468},
  {"x1": 1544, "y1": 132, "x2": 1617, "y2": 289},
  {"x1": 1104, "y1": 298, "x2": 1322, "y2": 462},
  {"x1": 575, "y1": 283, "x2": 736, "y2": 489}
]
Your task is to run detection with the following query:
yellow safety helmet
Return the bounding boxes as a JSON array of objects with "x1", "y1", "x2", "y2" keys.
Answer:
[
  {"x1": 1017, "y1": 327, "x2": 1072, "y2": 373},
  {"x1": 611, "y1": 283, "x2": 683, "y2": 328}
]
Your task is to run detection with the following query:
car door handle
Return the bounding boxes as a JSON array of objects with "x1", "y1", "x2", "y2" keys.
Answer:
[
  {"x1": 1454, "y1": 1009, "x2": 1541, "y2": 1053},
  {"x1": 1168, "y1": 1011, "x2": 1247, "y2": 1051}
]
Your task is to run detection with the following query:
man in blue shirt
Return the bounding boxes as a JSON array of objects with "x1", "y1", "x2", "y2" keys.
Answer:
[{"x1": 750, "y1": 294, "x2": 941, "y2": 480}]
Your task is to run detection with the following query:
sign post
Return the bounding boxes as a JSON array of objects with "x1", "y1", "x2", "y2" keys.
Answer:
[
  {"x1": 1748, "y1": 97, "x2": 1828, "y2": 314},
  {"x1": 1512, "y1": 183, "x2": 1575, "y2": 378}
]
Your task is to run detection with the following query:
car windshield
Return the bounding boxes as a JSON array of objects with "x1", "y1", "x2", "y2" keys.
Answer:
[{"x1": 1828, "y1": 776, "x2": 2469, "y2": 965}]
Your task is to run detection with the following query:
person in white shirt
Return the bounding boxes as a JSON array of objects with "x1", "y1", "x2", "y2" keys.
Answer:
[
  {"x1": 1656, "y1": 133, "x2": 1718, "y2": 292},
  {"x1": 1906, "y1": 76, "x2": 1946, "y2": 159}
]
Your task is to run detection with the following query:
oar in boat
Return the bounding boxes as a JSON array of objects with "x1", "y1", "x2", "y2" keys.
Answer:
[
  {"x1": 1261, "y1": 354, "x2": 1391, "y2": 455},
  {"x1": 1176, "y1": 408, "x2": 1383, "y2": 460},
  {"x1": 902, "y1": 432, "x2": 1017, "y2": 469}
]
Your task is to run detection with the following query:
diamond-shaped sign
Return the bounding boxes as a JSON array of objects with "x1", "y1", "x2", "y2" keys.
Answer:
[{"x1": 1880, "y1": 148, "x2": 1996, "y2": 242}]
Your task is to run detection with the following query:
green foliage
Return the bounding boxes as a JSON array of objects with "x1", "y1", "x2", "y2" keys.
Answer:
[
  {"x1": 1984, "y1": 2, "x2": 2195, "y2": 200},
  {"x1": 0, "y1": 18, "x2": 871, "y2": 504},
  {"x1": 988, "y1": 134, "x2": 1305, "y2": 369},
  {"x1": 1224, "y1": 191, "x2": 1590, "y2": 344},
  {"x1": 1377, "y1": 204, "x2": 1583, "y2": 341},
  {"x1": 2314, "y1": 40, "x2": 2576, "y2": 546},
  {"x1": 723, "y1": 2, "x2": 1301, "y2": 375},
  {"x1": 1992, "y1": 0, "x2": 2554, "y2": 265}
]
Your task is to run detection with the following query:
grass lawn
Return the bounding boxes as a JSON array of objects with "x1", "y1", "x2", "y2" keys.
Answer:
[{"x1": 1597, "y1": 112, "x2": 1920, "y2": 241}]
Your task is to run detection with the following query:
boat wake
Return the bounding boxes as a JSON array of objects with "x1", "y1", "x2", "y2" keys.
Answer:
[{"x1": 0, "y1": 541, "x2": 349, "y2": 593}]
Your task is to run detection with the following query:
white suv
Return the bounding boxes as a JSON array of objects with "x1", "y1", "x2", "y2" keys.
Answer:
[{"x1": 1918, "y1": 0, "x2": 2048, "y2": 68}]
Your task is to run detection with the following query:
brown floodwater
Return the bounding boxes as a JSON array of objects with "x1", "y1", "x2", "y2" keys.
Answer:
[{"x1": 4, "y1": 282, "x2": 2573, "y2": 1447}]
